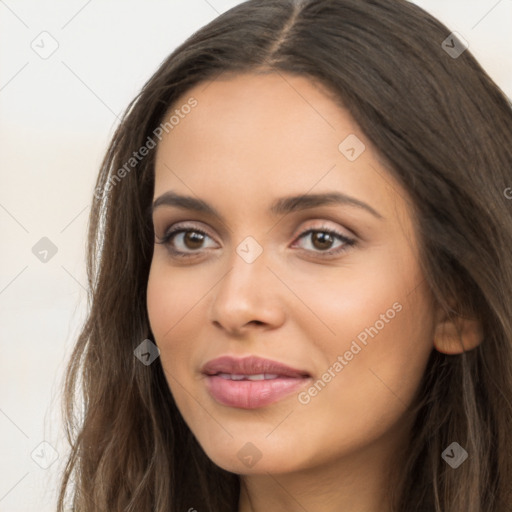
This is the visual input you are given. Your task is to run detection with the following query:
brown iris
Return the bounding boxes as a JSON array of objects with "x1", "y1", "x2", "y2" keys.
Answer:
[
  {"x1": 311, "y1": 231, "x2": 334, "y2": 251},
  {"x1": 182, "y1": 231, "x2": 205, "y2": 250}
]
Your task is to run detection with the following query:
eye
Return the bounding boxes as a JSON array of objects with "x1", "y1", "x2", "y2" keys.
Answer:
[
  {"x1": 155, "y1": 225, "x2": 218, "y2": 258},
  {"x1": 155, "y1": 223, "x2": 357, "y2": 260},
  {"x1": 292, "y1": 227, "x2": 356, "y2": 258}
]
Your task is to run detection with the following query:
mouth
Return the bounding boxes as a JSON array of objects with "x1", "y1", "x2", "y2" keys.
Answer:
[{"x1": 202, "y1": 355, "x2": 312, "y2": 409}]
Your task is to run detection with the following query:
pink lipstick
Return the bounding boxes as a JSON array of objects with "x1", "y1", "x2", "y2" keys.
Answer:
[{"x1": 202, "y1": 355, "x2": 311, "y2": 409}]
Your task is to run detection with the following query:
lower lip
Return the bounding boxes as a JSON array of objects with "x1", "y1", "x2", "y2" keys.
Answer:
[{"x1": 205, "y1": 375, "x2": 310, "y2": 409}]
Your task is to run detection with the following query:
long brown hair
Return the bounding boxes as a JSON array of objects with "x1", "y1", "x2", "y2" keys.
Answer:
[{"x1": 58, "y1": 0, "x2": 512, "y2": 510}]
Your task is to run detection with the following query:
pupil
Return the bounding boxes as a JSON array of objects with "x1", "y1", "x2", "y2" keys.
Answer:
[
  {"x1": 185, "y1": 232, "x2": 204, "y2": 249},
  {"x1": 313, "y1": 232, "x2": 333, "y2": 250}
]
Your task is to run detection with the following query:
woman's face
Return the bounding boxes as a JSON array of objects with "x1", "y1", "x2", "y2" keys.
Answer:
[{"x1": 147, "y1": 71, "x2": 436, "y2": 475}]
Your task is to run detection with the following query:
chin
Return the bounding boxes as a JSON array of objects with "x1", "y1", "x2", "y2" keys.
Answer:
[
  {"x1": 206, "y1": 451, "x2": 295, "y2": 475},
  {"x1": 195, "y1": 433, "x2": 312, "y2": 476}
]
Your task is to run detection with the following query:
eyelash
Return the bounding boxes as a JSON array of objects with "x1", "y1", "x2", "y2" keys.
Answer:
[{"x1": 155, "y1": 224, "x2": 357, "y2": 259}]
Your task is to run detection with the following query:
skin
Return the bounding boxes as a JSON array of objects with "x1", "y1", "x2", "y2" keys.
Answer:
[{"x1": 146, "y1": 71, "x2": 481, "y2": 512}]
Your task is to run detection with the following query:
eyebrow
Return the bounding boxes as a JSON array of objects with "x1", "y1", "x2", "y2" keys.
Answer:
[{"x1": 152, "y1": 191, "x2": 383, "y2": 220}]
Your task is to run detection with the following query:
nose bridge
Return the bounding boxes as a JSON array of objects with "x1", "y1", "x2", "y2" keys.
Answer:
[
  {"x1": 208, "y1": 234, "x2": 285, "y2": 331},
  {"x1": 219, "y1": 235, "x2": 270, "y2": 300}
]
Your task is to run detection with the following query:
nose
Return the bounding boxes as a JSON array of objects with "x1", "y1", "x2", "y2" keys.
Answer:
[{"x1": 208, "y1": 245, "x2": 286, "y2": 336}]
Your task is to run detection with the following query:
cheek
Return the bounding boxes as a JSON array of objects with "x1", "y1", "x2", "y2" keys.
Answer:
[
  {"x1": 147, "y1": 266, "x2": 172, "y2": 342},
  {"x1": 293, "y1": 236, "x2": 428, "y2": 353},
  {"x1": 285, "y1": 284, "x2": 434, "y2": 469},
  {"x1": 299, "y1": 297, "x2": 433, "y2": 459},
  {"x1": 147, "y1": 265, "x2": 191, "y2": 366},
  {"x1": 146, "y1": 262, "x2": 217, "y2": 385},
  {"x1": 147, "y1": 261, "x2": 210, "y2": 341},
  {"x1": 291, "y1": 244, "x2": 434, "y2": 415},
  {"x1": 146, "y1": 264, "x2": 201, "y2": 418}
]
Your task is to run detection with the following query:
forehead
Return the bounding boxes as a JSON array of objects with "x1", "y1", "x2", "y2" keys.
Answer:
[
  {"x1": 157, "y1": 72, "x2": 346, "y2": 182},
  {"x1": 155, "y1": 71, "x2": 355, "y2": 166},
  {"x1": 153, "y1": 71, "x2": 414, "y2": 234}
]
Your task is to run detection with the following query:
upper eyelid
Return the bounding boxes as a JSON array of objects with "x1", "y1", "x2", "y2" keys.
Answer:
[
  {"x1": 158, "y1": 219, "x2": 351, "y2": 238},
  {"x1": 159, "y1": 221, "x2": 354, "y2": 248},
  {"x1": 160, "y1": 222, "x2": 217, "y2": 240}
]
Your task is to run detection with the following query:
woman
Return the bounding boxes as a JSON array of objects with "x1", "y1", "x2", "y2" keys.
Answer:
[{"x1": 58, "y1": 0, "x2": 512, "y2": 510}]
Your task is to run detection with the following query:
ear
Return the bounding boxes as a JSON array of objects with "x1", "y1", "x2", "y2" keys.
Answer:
[{"x1": 433, "y1": 304, "x2": 484, "y2": 355}]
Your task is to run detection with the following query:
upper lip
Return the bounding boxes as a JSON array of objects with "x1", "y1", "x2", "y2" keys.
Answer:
[{"x1": 202, "y1": 356, "x2": 310, "y2": 378}]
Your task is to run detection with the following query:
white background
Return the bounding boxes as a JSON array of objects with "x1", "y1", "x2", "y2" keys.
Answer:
[{"x1": 0, "y1": 1, "x2": 511, "y2": 510}]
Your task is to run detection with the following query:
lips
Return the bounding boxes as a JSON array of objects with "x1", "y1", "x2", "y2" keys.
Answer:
[
  {"x1": 202, "y1": 356, "x2": 311, "y2": 409},
  {"x1": 202, "y1": 355, "x2": 310, "y2": 378}
]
